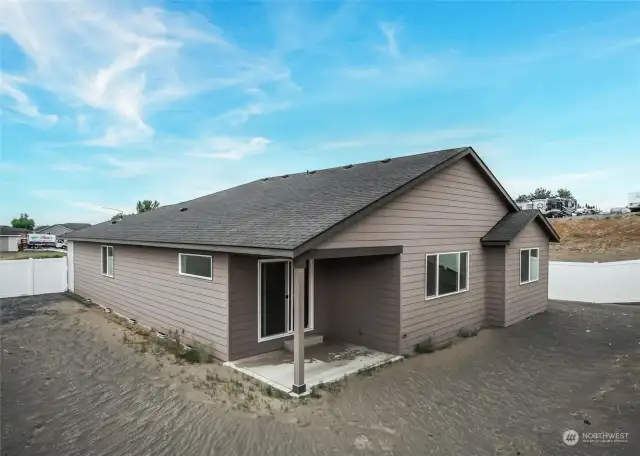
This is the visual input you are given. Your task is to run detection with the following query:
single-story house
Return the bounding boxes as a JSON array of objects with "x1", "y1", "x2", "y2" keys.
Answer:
[
  {"x1": 66, "y1": 147, "x2": 559, "y2": 394},
  {"x1": 37, "y1": 223, "x2": 92, "y2": 238},
  {"x1": 0, "y1": 226, "x2": 29, "y2": 252}
]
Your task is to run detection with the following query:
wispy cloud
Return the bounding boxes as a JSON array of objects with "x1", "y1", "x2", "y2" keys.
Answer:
[
  {"x1": 0, "y1": 1, "x2": 294, "y2": 146},
  {"x1": 187, "y1": 137, "x2": 271, "y2": 160},
  {"x1": 0, "y1": 73, "x2": 58, "y2": 127},
  {"x1": 31, "y1": 188, "x2": 125, "y2": 223},
  {"x1": 377, "y1": 22, "x2": 399, "y2": 57},
  {"x1": 102, "y1": 155, "x2": 149, "y2": 178},
  {"x1": 51, "y1": 163, "x2": 93, "y2": 173},
  {"x1": 319, "y1": 127, "x2": 491, "y2": 151},
  {"x1": 212, "y1": 88, "x2": 293, "y2": 127},
  {"x1": 0, "y1": 162, "x2": 20, "y2": 172}
]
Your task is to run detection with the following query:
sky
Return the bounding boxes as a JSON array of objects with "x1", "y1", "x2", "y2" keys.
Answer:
[{"x1": 1, "y1": 1, "x2": 639, "y2": 225}]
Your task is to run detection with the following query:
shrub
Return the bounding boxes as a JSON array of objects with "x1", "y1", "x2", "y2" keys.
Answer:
[
  {"x1": 415, "y1": 337, "x2": 435, "y2": 353},
  {"x1": 458, "y1": 327, "x2": 480, "y2": 338}
]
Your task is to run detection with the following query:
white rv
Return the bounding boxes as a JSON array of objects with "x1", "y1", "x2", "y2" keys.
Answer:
[
  {"x1": 629, "y1": 192, "x2": 640, "y2": 212},
  {"x1": 517, "y1": 198, "x2": 577, "y2": 218}
]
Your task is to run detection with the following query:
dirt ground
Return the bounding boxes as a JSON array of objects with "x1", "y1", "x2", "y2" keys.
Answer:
[
  {"x1": 551, "y1": 214, "x2": 640, "y2": 262},
  {"x1": 2, "y1": 294, "x2": 639, "y2": 455}
]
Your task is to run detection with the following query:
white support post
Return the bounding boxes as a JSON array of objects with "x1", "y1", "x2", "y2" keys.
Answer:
[{"x1": 292, "y1": 265, "x2": 306, "y2": 394}]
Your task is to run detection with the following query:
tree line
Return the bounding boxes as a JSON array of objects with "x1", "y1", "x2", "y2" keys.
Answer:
[
  {"x1": 111, "y1": 200, "x2": 161, "y2": 220},
  {"x1": 515, "y1": 188, "x2": 574, "y2": 203},
  {"x1": 8, "y1": 200, "x2": 161, "y2": 230}
]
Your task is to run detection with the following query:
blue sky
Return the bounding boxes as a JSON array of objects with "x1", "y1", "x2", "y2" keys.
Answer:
[{"x1": 1, "y1": 1, "x2": 639, "y2": 225}]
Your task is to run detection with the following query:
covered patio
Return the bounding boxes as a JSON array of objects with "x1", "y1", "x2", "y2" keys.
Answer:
[
  {"x1": 225, "y1": 342, "x2": 402, "y2": 396},
  {"x1": 226, "y1": 246, "x2": 404, "y2": 395}
]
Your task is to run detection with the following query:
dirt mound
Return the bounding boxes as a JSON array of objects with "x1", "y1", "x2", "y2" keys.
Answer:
[{"x1": 551, "y1": 214, "x2": 640, "y2": 262}]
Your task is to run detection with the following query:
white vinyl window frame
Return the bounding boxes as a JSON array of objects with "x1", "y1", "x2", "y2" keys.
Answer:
[
  {"x1": 519, "y1": 247, "x2": 540, "y2": 285},
  {"x1": 178, "y1": 253, "x2": 213, "y2": 280},
  {"x1": 424, "y1": 251, "x2": 470, "y2": 300},
  {"x1": 257, "y1": 259, "x2": 314, "y2": 343},
  {"x1": 101, "y1": 245, "x2": 114, "y2": 278}
]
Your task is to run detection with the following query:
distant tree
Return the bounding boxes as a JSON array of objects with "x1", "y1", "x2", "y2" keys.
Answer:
[
  {"x1": 515, "y1": 194, "x2": 531, "y2": 203},
  {"x1": 556, "y1": 188, "x2": 574, "y2": 199},
  {"x1": 530, "y1": 187, "x2": 554, "y2": 200},
  {"x1": 136, "y1": 200, "x2": 160, "y2": 214},
  {"x1": 11, "y1": 213, "x2": 35, "y2": 231}
]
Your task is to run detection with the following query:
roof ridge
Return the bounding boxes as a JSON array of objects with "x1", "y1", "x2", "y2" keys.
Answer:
[{"x1": 248, "y1": 147, "x2": 469, "y2": 184}]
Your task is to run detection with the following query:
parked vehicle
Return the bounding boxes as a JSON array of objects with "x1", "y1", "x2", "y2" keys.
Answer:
[
  {"x1": 56, "y1": 240, "x2": 67, "y2": 250},
  {"x1": 28, "y1": 234, "x2": 56, "y2": 249},
  {"x1": 517, "y1": 198, "x2": 577, "y2": 218},
  {"x1": 610, "y1": 207, "x2": 631, "y2": 214},
  {"x1": 629, "y1": 192, "x2": 640, "y2": 212},
  {"x1": 575, "y1": 206, "x2": 600, "y2": 216}
]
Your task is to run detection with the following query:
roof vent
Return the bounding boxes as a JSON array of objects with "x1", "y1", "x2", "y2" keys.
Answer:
[
  {"x1": 343, "y1": 164, "x2": 353, "y2": 169},
  {"x1": 262, "y1": 177, "x2": 269, "y2": 181},
  {"x1": 179, "y1": 207, "x2": 188, "y2": 212},
  {"x1": 308, "y1": 170, "x2": 316, "y2": 175},
  {"x1": 380, "y1": 158, "x2": 391, "y2": 163},
  {"x1": 111, "y1": 220, "x2": 117, "y2": 224},
  {"x1": 282, "y1": 174, "x2": 289, "y2": 179}
]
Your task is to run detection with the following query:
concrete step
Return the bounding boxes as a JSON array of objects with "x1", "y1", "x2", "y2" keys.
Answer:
[{"x1": 284, "y1": 335, "x2": 324, "y2": 352}]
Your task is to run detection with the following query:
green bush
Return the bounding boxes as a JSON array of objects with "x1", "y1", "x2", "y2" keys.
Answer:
[
  {"x1": 458, "y1": 327, "x2": 480, "y2": 338},
  {"x1": 415, "y1": 337, "x2": 435, "y2": 353}
]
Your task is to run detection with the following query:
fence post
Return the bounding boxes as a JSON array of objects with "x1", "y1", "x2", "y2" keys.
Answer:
[{"x1": 28, "y1": 257, "x2": 35, "y2": 296}]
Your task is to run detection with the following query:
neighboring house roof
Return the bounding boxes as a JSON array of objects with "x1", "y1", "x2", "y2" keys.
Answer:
[
  {"x1": 61, "y1": 223, "x2": 92, "y2": 231},
  {"x1": 0, "y1": 225, "x2": 29, "y2": 235},
  {"x1": 481, "y1": 209, "x2": 560, "y2": 245},
  {"x1": 67, "y1": 147, "x2": 521, "y2": 255},
  {"x1": 37, "y1": 223, "x2": 92, "y2": 233}
]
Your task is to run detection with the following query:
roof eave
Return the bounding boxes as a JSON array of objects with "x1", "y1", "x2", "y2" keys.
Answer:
[
  {"x1": 536, "y1": 213, "x2": 561, "y2": 242},
  {"x1": 68, "y1": 237, "x2": 295, "y2": 258},
  {"x1": 480, "y1": 240, "x2": 510, "y2": 246}
]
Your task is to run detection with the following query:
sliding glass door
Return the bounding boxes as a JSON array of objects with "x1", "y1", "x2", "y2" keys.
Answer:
[{"x1": 258, "y1": 259, "x2": 314, "y2": 342}]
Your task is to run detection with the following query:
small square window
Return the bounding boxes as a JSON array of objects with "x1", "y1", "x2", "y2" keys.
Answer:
[{"x1": 179, "y1": 254, "x2": 212, "y2": 280}]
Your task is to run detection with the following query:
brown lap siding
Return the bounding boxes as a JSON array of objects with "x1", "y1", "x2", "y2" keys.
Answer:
[{"x1": 73, "y1": 242, "x2": 229, "y2": 361}]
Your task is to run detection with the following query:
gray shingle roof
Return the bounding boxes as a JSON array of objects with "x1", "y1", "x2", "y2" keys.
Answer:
[
  {"x1": 37, "y1": 223, "x2": 92, "y2": 233},
  {"x1": 482, "y1": 210, "x2": 559, "y2": 244},
  {"x1": 62, "y1": 223, "x2": 92, "y2": 231},
  {"x1": 0, "y1": 225, "x2": 29, "y2": 235},
  {"x1": 67, "y1": 147, "x2": 468, "y2": 250}
]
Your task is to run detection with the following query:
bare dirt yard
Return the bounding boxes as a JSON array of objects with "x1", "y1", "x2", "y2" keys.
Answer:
[
  {"x1": 551, "y1": 214, "x2": 640, "y2": 262},
  {"x1": 2, "y1": 294, "x2": 639, "y2": 455}
]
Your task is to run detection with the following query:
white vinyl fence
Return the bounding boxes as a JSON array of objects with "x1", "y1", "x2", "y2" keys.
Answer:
[
  {"x1": 549, "y1": 260, "x2": 640, "y2": 304},
  {"x1": 0, "y1": 258, "x2": 68, "y2": 299}
]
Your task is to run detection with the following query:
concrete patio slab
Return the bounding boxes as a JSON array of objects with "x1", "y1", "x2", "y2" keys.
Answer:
[{"x1": 224, "y1": 342, "x2": 402, "y2": 396}]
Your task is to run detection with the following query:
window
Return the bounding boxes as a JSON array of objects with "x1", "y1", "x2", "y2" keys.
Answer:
[
  {"x1": 425, "y1": 251, "x2": 469, "y2": 299},
  {"x1": 179, "y1": 253, "x2": 212, "y2": 280},
  {"x1": 520, "y1": 248, "x2": 540, "y2": 284},
  {"x1": 101, "y1": 245, "x2": 114, "y2": 277}
]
